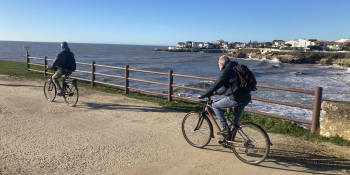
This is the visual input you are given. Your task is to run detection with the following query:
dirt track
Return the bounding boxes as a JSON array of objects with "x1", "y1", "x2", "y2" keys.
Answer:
[{"x1": 0, "y1": 75, "x2": 349, "y2": 175}]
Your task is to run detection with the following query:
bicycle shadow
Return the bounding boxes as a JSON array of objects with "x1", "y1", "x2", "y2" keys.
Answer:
[
  {"x1": 202, "y1": 145, "x2": 350, "y2": 174},
  {"x1": 259, "y1": 148, "x2": 350, "y2": 174},
  {"x1": 0, "y1": 84, "x2": 42, "y2": 88},
  {"x1": 82, "y1": 102, "x2": 179, "y2": 113}
]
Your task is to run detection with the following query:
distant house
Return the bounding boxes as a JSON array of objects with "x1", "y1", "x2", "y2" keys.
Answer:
[
  {"x1": 221, "y1": 42, "x2": 230, "y2": 49},
  {"x1": 272, "y1": 40, "x2": 285, "y2": 48},
  {"x1": 325, "y1": 42, "x2": 342, "y2": 50},
  {"x1": 298, "y1": 39, "x2": 312, "y2": 48},
  {"x1": 311, "y1": 41, "x2": 325, "y2": 46},
  {"x1": 177, "y1": 42, "x2": 186, "y2": 48},
  {"x1": 285, "y1": 40, "x2": 299, "y2": 47},
  {"x1": 197, "y1": 42, "x2": 204, "y2": 48},
  {"x1": 204, "y1": 42, "x2": 214, "y2": 49},
  {"x1": 336, "y1": 39, "x2": 350, "y2": 43}
]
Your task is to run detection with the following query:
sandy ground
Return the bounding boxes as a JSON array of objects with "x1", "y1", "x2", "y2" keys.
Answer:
[{"x1": 0, "y1": 75, "x2": 349, "y2": 175}]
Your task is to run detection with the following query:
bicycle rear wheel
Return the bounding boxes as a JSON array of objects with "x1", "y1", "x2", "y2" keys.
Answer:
[
  {"x1": 229, "y1": 122, "x2": 270, "y2": 165},
  {"x1": 182, "y1": 111, "x2": 212, "y2": 148},
  {"x1": 63, "y1": 84, "x2": 78, "y2": 107},
  {"x1": 44, "y1": 80, "x2": 56, "y2": 102}
]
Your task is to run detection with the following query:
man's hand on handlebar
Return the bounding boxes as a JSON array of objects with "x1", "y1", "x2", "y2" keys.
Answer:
[{"x1": 197, "y1": 91, "x2": 218, "y2": 99}]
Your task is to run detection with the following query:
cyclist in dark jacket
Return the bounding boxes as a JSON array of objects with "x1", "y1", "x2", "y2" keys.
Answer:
[
  {"x1": 198, "y1": 55, "x2": 251, "y2": 135},
  {"x1": 46, "y1": 42, "x2": 74, "y2": 95}
]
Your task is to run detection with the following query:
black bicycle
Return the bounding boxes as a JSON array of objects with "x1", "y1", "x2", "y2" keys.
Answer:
[
  {"x1": 182, "y1": 96, "x2": 273, "y2": 165},
  {"x1": 43, "y1": 74, "x2": 79, "y2": 107}
]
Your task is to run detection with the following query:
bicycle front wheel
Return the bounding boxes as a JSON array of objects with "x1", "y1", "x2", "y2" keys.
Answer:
[
  {"x1": 230, "y1": 122, "x2": 270, "y2": 165},
  {"x1": 182, "y1": 111, "x2": 212, "y2": 148},
  {"x1": 63, "y1": 84, "x2": 78, "y2": 107},
  {"x1": 44, "y1": 80, "x2": 56, "y2": 102}
]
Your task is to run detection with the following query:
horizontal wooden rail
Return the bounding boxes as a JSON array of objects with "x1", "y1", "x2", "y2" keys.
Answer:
[
  {"x1": 94, "y1": 72, "x2": 124, "y2": 79},
  {"x1": 244, "y1": 109, "x2": 312, "y2": 125},
  {"x1": 173, "y1": 73, "x2": 216, "y2": 81},
  {"x1": 75, "y1": 70, "x2": 92, "y2": 74},
  {"x1": 28, "y1": 69, "x2": 44, "y2": 73},
  {"x1": 128, "y1": 77, "x2": 168, "y2": 86},
  {"x1": 76, "y1": 61, "x2": 92, "y2": 66},
  {"x1": 47, "y1": 58, "x2": 54, "y2": 61},
  {"x1": 28, "y1": 63, "x2": 44, "y2": 66},
  {"x1": 28, "y1": 57, "x2": 45, "y2": 60},
  {"x1": 172, "y1": 84, "x2": 206, "y2": 91},
  {"x1": 171, "y1": 95, "x2": 202, "y2": 103},
  {"x1": 95, "y1": 64, "x2": 124, "y2": 70},
  {"x1": 94, "y1": 80, "x2": 124, "y2": 88},
  {"x1": 129, "y1": 87, "x2": 167, "y2": 96},
  {"x1": 70, "y1": 76, "x2": 91, "y2": 82},
  {"x1": 129, "y1": 68, "x2": 169, "y2": 75},
  {"x1": 252, "y1": 97, "x2": 314, "y2": 110},
  {"x1": 257, "y1": 84, "x2": 315, "y2": 94}
]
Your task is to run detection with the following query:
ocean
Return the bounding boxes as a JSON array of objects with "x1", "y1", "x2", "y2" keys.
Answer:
[{"x1": 1, "y1": 41, "x2": 349, "y2": 129}]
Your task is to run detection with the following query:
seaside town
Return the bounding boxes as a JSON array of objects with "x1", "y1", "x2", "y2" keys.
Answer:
[{"x1": 167, "y1": 38, "x2": 350, "y2": 51}]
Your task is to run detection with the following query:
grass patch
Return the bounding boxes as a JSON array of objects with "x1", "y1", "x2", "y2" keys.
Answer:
[{"x1": 1, "y1": 59, "x2": 350, "y2": 147}]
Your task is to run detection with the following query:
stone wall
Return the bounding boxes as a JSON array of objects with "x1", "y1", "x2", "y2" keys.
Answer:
[{"x1": 320, "y1": 101, "x2": 350, "y2": 141}]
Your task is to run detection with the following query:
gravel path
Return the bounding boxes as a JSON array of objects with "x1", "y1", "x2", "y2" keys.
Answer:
[{"x1": 0, "y1": 75, "x2": 349, "y2": 175}]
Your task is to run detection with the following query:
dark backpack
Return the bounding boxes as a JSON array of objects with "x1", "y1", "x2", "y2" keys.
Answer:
[
  {"x1": 64, "y1": 52, "x2": 76, "y2": 72},
  {"x1": 231, "y1": 64, "x2": 257, "y2": 93}
]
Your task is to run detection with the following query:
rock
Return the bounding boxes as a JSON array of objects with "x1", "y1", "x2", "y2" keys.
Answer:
[
  {"x1": 320, "y1": 101, "x2": 350, "y2": 141},
  {"x1": 332, "y1": 59, "x2": 350, "y2": 67}
]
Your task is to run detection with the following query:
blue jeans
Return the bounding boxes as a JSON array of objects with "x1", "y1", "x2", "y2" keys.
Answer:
[{"x1": 212, "y1": 97, "x2": 247, "y2": 129}]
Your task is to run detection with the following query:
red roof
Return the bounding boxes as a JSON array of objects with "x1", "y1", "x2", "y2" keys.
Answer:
[
  {"x1": 326, "y1": 42, "x2": 340, "y2": 44},
  {"x1": 197, "y1": 42, "x2": 204, "y2": 44},
  {"x1": 178, "y1": 42, "x2": 185, "y2": 45},
  {"x1": 313, "y1": 41, "x2": 325, "y2": 43}
]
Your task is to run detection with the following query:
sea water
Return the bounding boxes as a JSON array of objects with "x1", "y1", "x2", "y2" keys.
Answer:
[{"x1": 1, "y1": 41, "x2": 349, "y2": 129}]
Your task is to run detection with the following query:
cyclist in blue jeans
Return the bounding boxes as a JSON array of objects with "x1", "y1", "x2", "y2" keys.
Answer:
[{"x1": 197, "y1": 55, "x2": 251, "y2": 135}]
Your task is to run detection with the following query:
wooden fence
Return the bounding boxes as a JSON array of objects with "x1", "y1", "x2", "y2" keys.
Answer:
[{"x1": 26, "y1": 51, "x2": 323, "y2": 133}]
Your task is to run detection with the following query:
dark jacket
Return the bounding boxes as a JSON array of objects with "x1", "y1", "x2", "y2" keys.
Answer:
[
  {"x1": 49, "y1": 48, "x2": 72, "y2": 70},
  {"x1": 200, "y1": 61, "x2": 251, "y2": 104}
]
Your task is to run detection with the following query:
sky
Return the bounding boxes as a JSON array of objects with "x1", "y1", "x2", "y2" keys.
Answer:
[{"x1": 0, "y1": 0, "x2": 350, "y2": 46}]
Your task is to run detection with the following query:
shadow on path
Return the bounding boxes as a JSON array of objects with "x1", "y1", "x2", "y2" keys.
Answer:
[
  {"x1": 260, "y1": 148, "x2": 350, "y2": 174},
  {"x1": 83, "y1": 102, "x2": 179, "y2": 113},
  {"x1": 0, "y1": 84, "x2": 42, "y2": 88}
]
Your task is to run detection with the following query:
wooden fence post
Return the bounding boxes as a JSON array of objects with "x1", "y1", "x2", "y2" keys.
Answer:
[
  {"x1": 168, "y1": 70, "x2": 173, "y2": 102},
  {"x1": 91, "y1": 61, "x2": 95, "y2": 88},
  {"x1": 311, "y1": 87, "x2": 322, "y2": 133},
  {"x1": 125, "y1": 65, "x2": 129, "y2": 94},
  {"x1": 44, "y1": 56, "x2": 47, "y2": 76},
  {"x1": 26, "y1": 51, "x2": 30, "y2": 71},
  {"x1": 227, "y1": 108, "x2": 232, "y2": 113}
]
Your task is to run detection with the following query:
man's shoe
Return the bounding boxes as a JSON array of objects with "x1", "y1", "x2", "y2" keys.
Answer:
[
  {"x1": 217, "y1": 126, "x2": 230, "y2": 136},
  {"x1": 57, "y1": 89, "x2": 63, "y2": 96}
]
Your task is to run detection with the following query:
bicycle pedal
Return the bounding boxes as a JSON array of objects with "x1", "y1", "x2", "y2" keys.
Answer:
[{"x1": 218, "y1": 141, "x2": 223, "y2": 145}]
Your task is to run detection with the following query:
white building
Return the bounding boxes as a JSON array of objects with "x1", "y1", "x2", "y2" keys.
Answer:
[
  {"x1": 298, "y1": 39, "x2": 311, "y2": 48},
  {"x1": 336, "y1": 39, "x2": 350, "y2": 43},
  {"x1": 192, "y1": 42, "x2": 199, "y2": 48},
  {"x1": 177, "y1": 42, "x2": 186, "y2": 48},
  {"x1": 285, "y1": 40, "x2": 299, "y2": 47}
]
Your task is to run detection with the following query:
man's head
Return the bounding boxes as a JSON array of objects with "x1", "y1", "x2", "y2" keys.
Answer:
[
  {"x1": 61, "y1": 42, "x2": 68, "y2": 49},
  {"x1": 218, "y1": 55, "x2": 230, "y2": 71}
]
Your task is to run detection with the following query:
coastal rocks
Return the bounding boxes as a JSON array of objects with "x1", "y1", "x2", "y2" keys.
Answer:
[
  {"x1": 320, "y1": 101, "x2": 350, "y2": 141},
  {"x1": 276, "y1": 55, "x2": 302, "y2": 63},
  {"x1": 318, "y1": 58, "x2": 333, "y2": 65},
  {"x1": 228, "y1": 50, "x2": 246, "y2": 58},
  {"x1": 332, "y1": 59, "x2": 350, "y2": 67}
]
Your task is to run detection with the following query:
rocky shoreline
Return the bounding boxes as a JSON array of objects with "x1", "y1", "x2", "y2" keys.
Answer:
[{"x1": 228, "y1": 49, "x2": 350, "y2": 67}]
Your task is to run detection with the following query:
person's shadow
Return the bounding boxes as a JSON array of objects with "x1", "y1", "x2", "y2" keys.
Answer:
[{"x1": 203, "y1": 145, "x2": 350, "y2": 174}]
